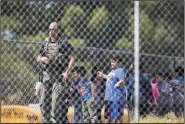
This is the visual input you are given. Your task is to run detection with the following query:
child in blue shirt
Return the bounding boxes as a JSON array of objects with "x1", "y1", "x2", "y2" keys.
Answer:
[
  {"x1": 174, "y1": 66, "x2": 184, "y2": 84},
  {"x1": 70, "y1": 79, "x2": 83, "y2": 123},
  {"x1": 97, "y1": 55, "x2": 126, "y2": 123},
  {"x1": 71, "y1": 66, "x2": 97, "y2": 123}
]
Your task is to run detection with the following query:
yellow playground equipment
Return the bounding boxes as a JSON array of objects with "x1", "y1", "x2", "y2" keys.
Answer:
[{"x1": 1, "y1": 105, "x2": 129, "y2": 123}]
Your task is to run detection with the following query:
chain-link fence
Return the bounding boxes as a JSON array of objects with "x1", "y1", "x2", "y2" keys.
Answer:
[{"x1": 1, "y1": 0, "x2": 184, "y2": 123}]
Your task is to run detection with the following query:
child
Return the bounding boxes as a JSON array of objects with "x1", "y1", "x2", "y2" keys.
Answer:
[
  {"x1": 72, "y1": 66, "x2": 97, "y2": 123},
  {"x1": 70, "y1": 75, "x2": 83, "y2": 123},
  {"x1": 34, "y1": 81, "x2": 44, "y2": 116},
  {"x1": 90, "y1": 65, "x2": 106, "y2": 123},
  {"x1": 97, "y1": 54, "x2": 126, "y2": 123}
]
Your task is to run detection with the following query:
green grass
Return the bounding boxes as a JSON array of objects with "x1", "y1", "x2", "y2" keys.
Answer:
[{"x1": 130, "y1": 112, "x2": 184, "y2": 123}]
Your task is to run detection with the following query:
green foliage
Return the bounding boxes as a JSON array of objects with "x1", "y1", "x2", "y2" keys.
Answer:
[
  {"x1": 140, "y1": 10, "x2": 168, "y2": 43},
  {"x1": 142, "y1": 1, "x2": 158, "y2": 8},
  {"x1": 2, "y1": 54, "x2": 37, "y2": 80},
  {"x1": 1, "y1": 16, "x2": 22, "y2": 32},
  {"x1": 153, "y1": 26, "x2": 168, "y2": 42},
  {"x1": 88, "y1": 6, "x2": 109, "y2": 30},
  {"x1": 18, "y1": 31, "x2": 47, "y2": 42},
  {"x1": 61, "y1": 5, "x2": 86, "y2": 37},
  {"x1": 127, "y1": 8, "x2": 134, "y2": 36},
  {"x1": 2, "y1": 52, "x2": 38, "y2": 104},
  {"x1": 69, "y1": 38, "x2": 85, "y2": 47},
  {"x1": 118, "y1": 7, "x2": 134, "y2": 51},
  {"x1": 116, "y1": 37, "x2": 134, "y2": 52},
  {"x1": 2, "y1": 1, "x2": 183, "y2": 56},
  {"x1": 139, "y1": 9, "x2": 171, "y2": 54},
  {"x1": 140, "y1": 10, "x2": 154, "y2": 34}
]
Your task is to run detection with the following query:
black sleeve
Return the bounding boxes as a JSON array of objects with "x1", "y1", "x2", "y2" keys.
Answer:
[
  {"x1": 38, "y1": 42, "x2": 45, "y2": 56},
  {"x1": 66, "y1": 40, "x2": 74, "y2": 57},
  {"x1": 60, "y1": 39, "x2": 75, "y2": 57}
]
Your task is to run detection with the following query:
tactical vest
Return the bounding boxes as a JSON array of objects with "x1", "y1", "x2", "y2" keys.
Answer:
[{"x1": 41, "y1": 38, "x2": 66, "y2": 82}]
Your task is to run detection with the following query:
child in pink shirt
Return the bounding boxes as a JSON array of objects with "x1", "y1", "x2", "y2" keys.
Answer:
[{"x1": 148, "y1": 83, "x2": 160, "y2": 105}]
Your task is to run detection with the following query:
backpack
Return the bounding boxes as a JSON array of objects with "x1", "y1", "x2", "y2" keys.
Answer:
[
  {"x1": 157, "y1": 83, "x2": 173, "y2": 108},
  {"x1": 170, "y1": 80, "x2": 184, "y2": 116}
]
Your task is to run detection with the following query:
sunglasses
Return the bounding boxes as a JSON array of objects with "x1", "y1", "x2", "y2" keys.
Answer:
[{"x1": 49, "y1": 28, "x2": 57, "y2": 32}]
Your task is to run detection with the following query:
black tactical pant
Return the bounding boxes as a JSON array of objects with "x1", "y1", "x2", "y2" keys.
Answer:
[{"x1": 42, "y1": 78, "x2": 69, "y2": 123}]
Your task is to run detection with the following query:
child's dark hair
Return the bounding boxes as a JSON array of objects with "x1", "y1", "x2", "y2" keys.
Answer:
[
  {"x1": 157, "y1": 72, "x2": 165, "y2": 80},
  {"x1": 165, "y1": 72, "x2": 172, "y2": 80},
  {"x1": 73, "y1": 66, "x2": 87, "y2": 77},
  {"x1": 174, "y1": 66, "x2": 184, "y2": 77},
  {"x1": 110, "y1": 54, "x2": 122, "y2": 62}
]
